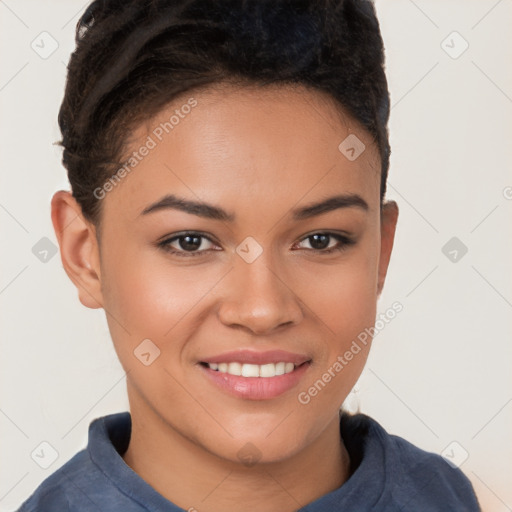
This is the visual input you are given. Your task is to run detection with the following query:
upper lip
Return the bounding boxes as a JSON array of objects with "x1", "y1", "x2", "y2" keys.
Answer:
[{"x1": 200, "y1": 349, "x2": 311, "y2": 366}]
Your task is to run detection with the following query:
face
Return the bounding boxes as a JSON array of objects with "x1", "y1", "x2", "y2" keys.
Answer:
[{"x1": 54, "y1": 83, "x2": 398, "y2": 465}]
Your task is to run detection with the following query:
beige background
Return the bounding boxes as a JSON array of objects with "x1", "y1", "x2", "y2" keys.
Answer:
[{"x1": 1, "y1": 1, "x2": 511, "y2": 510}]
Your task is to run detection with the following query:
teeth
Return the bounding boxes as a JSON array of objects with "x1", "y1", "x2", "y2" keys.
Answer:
[
  {"x1": 227, "y1": 362, "x2": 242, "y2": 376},
  {"x1": 259, "y1": 363, "x2": 275, "y2": 378},
  {"x1": 241, "y1": 363, "x2": 260, "y2": 377},
  {"x1": 208, "y1": 361, "x2": 297, "y2": 377},
  {"x1": 275, "y1": 362, "x2": 285, "y2": 376}
]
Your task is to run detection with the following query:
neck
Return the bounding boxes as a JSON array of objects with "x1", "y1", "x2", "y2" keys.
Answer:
[{"x1": 122, "y1": 395, "x2": 350, "y2": 512}]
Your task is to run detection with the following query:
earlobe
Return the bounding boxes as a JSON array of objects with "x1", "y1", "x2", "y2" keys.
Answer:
[
  {"x1": 51, "y1": 190, "x2": 104, "y2": 309},
  {"x1": 377, "y1": 200, "x2": 399, "y2": 297}
]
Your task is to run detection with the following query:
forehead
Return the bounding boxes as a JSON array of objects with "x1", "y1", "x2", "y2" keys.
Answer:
[{"x1": 102, "y1": 83, "x2": 381, "y2": 223}]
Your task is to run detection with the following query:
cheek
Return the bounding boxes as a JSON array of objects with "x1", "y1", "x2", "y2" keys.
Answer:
[
  {"x1": 291, "y1": 241, "x2": 379, "y2": 340},
  {"x1": 294, "y1": 253, "x2": 378, "y2": 424},
  {"x1": 290, "y1": 237, "x2": 379, "y2": 413},
  {"x1": 100, "y1": 245, "x2": 228, "y2": 345}
]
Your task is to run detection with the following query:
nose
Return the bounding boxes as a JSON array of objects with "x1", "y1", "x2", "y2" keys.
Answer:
[{"x1": 217, "y1": 255, "x2": 304, "y2": 335}]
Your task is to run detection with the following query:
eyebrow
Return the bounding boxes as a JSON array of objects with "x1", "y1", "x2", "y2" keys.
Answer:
[
  {"x1": 292, "y1": 194, "x2": 368, "y2": 220},
  {"x1": 140, "y1": 194, "x2": 235, "y2": 221},
  {"x1": 140, "y1": 193, "x2": 368, "y2": 221}
]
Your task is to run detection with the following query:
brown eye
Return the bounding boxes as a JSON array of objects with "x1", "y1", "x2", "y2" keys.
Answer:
[
  {"x1": 177, "y1": 234, "x2": 203, "y2": 251},
  {"x1": 307, "y1": 234, "x2": 331, "y2": 250},
  {"x1": 295, "y1": 232, "x2": 355, "y2": 253},
  {"x1": 158, "y1": 232, "x2": 219, "y2": 256}
]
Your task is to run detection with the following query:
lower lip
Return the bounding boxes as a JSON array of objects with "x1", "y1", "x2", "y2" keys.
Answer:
[{"x1": 199, "y1": 363, "x2": 310, "y2": 400}]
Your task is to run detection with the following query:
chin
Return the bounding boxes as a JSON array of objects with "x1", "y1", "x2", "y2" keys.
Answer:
[{"x1": 199, "y1": 420, "x2": 315, "y2": 467}]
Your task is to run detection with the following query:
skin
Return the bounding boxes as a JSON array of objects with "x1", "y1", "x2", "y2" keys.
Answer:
[{"x1": 51, "y1": 83, "x2": 398, "y2": 512}]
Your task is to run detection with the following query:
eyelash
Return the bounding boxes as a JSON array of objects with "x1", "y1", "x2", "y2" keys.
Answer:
[{"x1": 157, "y1": 231, "x2": 355, "y2": 257}]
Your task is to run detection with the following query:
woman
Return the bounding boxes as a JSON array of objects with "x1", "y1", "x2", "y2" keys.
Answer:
[{"x1": 18, "y1": 0, "x2": 480, "y2": 510}]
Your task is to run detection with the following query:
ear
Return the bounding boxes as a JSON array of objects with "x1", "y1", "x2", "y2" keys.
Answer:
[
  {"x1": 377, "y1": 200, "x2": 399, "y2": 297},
  {"x1": 51, "y1": 190, "x2": 104, "y2": 309}
]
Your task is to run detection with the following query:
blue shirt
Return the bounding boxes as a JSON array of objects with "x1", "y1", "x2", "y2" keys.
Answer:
[{"x1": 17, "y1": 411, "x2": 480, "y2": 511}]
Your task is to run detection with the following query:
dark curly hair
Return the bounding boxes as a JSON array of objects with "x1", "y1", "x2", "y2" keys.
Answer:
[{"x1": 58, "y1": 0, "x2": 390, "y2": 226}]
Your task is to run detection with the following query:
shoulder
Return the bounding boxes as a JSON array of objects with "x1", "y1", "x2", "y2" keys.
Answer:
[
  {"x1": 386, "y1": 431, "x2": 480, "y2": 510},
  {"x1": 16, "y1": 412, "x2": 133, "y2": 512},
  {"x1": 16, "y1": 449, "x2": 87, "y2": 512},
  {"x1": 342, "y1": 412, "x2": 481, "y2": 511}
]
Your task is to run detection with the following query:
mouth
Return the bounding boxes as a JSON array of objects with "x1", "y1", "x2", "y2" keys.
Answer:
[
  {"x1": 197, "y1": 350, "x2": 312, "y2": 400},
  {"x1": 199, "y1": 361, "x2": 304, "y2": 377}
]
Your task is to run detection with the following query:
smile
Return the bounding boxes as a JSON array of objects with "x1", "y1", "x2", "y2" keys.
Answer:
[
  {"x1": 205, "y1": 361, "x2": 296, "y2": 378},
  {"x1": 198, "y1": 350, "x2": 311, "y2": 400}
]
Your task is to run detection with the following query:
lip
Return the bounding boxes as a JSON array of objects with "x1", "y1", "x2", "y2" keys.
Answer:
[
  {"x1": 200, "y1": 349, "x2": 310, "y2": 366},
  {"x1": 198, "y1": 350, "x2": 312, "y2": 400}
]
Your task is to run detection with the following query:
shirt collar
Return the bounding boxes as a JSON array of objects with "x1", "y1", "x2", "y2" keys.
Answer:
[{"x1": 87, "y1": 410, "x2": 393, "y2": 511}]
